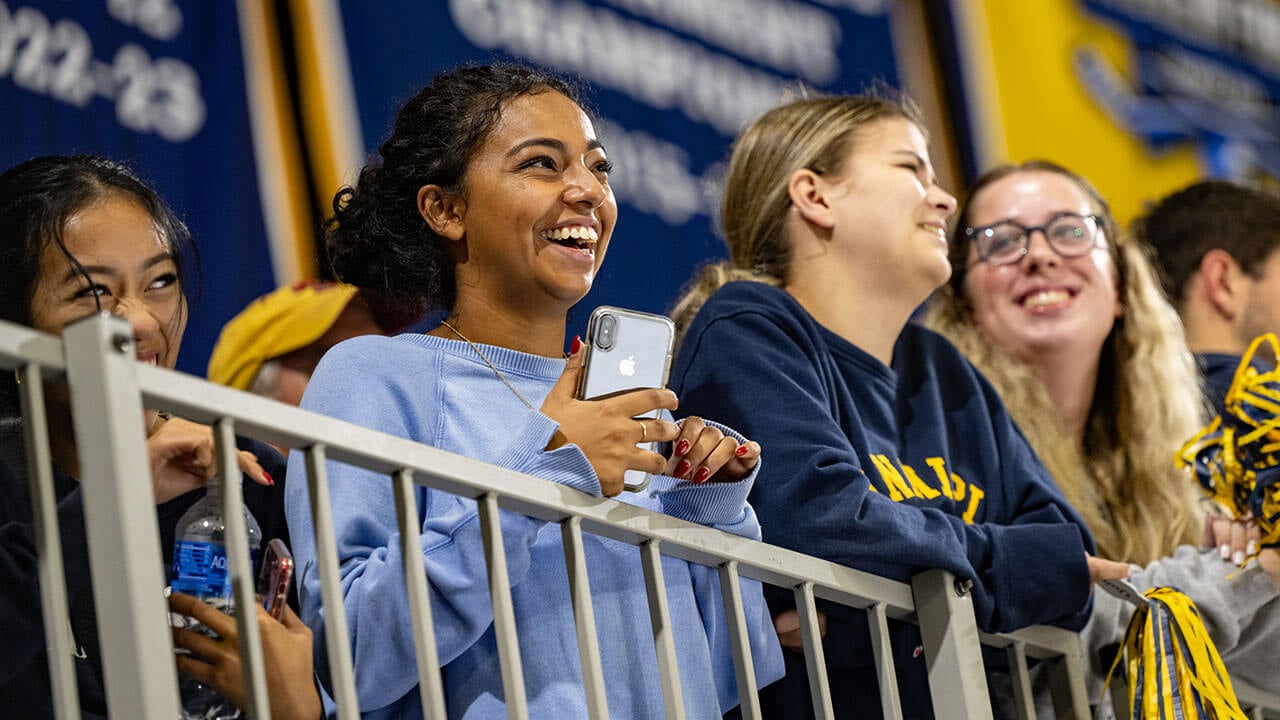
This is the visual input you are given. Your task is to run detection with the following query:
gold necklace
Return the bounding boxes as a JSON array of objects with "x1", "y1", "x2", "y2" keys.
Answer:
[{"x1": 439, "y1": 318, "x2": 537, "y2": 411}]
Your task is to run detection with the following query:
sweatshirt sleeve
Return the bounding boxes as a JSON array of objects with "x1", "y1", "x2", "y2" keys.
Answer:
[
  {"x1": 672, "y1": 305, "x2": 1090, "y2": 634},
  {"x1": 0, "y1": 462, "x2": 93, "y2": 687},
  {"x1": 1079, "y1": 546, "x2": 1280, "y2": 693},
  {"x1": 285, "y1": 340, "x2": 597, "y2": 711},
  {"x1": 970, "y1": 370, "x2": 1096, "y2": 632}
]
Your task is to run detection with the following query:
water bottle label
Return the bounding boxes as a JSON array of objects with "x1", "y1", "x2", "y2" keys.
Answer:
[{"x1": 171, "y1": 540, "x2": 230, "y2": 599}]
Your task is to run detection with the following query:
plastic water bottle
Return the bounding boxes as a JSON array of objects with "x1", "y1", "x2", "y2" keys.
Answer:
[{"x1": 170, "y1": 474, "x2": 261, "y2": 720}]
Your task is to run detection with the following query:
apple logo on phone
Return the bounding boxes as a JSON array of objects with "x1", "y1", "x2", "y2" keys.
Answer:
[{"x1": 619, "y1": 355, "x2": 637, "y2": 377}]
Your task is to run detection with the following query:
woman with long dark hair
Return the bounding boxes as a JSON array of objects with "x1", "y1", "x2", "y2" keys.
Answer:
[{"x1": 0, "y1": 155, "x2": 317, "y2": 719}]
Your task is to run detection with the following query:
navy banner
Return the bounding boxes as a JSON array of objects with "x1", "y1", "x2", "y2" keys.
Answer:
[
  {"x1": 0, "y1": 0, "x2": 308, "y2": 374},
  {"x1": 3, "y1": 0, "x2": 914, "y2": 369},
  {"x1": 327, "y1": 0, "x2": 903, "y2": 325}
]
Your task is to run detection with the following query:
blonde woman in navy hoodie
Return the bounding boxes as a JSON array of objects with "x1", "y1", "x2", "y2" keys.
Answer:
[{"x1": 670, "y1": 95, "x2": 1130, "y2": 718}]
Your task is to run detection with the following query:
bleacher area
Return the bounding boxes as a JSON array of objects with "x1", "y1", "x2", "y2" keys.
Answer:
[{"x1": 4, "y1": 313, "x2": 1279, "y2": 720}]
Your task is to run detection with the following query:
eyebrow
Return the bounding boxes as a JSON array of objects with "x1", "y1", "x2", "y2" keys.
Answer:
[
  {"x1": 506, "y1": 137, "x2": 606, "y2": 158},
  {"x1": 59, "y1": 251, "x2": 175, "y2": 284}
]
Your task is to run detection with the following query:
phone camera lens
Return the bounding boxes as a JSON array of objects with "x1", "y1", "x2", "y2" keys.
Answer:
[{"x1": 596, "y1": 314, "x2": 616, "y2": 350}]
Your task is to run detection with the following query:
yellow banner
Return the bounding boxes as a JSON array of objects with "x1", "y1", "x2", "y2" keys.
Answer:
[{"x1": 961, "y1": 1, "x2": 1206, "y2": 224}]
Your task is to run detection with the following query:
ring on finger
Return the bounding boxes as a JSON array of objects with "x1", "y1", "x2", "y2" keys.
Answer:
[{"x1": 637, "y1": 419, "x2": 648, "y2": 442}]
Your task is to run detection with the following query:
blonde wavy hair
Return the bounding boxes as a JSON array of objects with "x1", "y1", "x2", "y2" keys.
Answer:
[
  {"x1": 925, "y1": 161, "x2": 1204, "y2": 565},
  {"x1": 670, "y1": 92, "x2": 923, "y2": 341}
]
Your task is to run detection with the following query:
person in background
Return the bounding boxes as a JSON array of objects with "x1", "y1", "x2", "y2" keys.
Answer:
[
  {"x1": 926, "y1": 160, "x2": 1280, "y2": 705},
  {"x1": 207, "y1": 280, "x2": 386, "y2": 409},
  {"x1": 1134, "y1": 179, "x2": 1280, "y2": 411},
  {"x1": 668, "y1": 94, "x2": 1126, "y2": 719},
  {"x1": 0, "y1": 154, "x2": 319, "y2": 720},
  {"x1": 286, "y1": 63, "x2": 782, "y2": 719}
]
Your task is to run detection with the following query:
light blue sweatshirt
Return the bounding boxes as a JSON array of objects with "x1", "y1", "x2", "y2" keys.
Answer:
[{"x1": 286, "y1": 333, "x2": 783, "y2": 719}]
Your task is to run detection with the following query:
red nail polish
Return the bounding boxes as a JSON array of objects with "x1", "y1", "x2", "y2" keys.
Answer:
[
  {"x1": 570, "y1": 335, "x2": 583, "y2": 354},
  {"x1": 674, "y1": 460, "x2": 691, "y2": 477},
  {"x1": 693, "y1": 467, "x2": 711, "y2": 483},
  {"x1": 263, "y1": 471, "x2": 274, "y2": 486},
  {"x1": 735, "y1": 444, "x2": 749, "y2": 457},
  {"x1": 675, "y1": 439, "x2": 691, "y2": 456}
]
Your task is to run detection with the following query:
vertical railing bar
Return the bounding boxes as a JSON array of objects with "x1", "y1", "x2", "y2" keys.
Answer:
[
  {"x1": 867, "y1": 601, "x2": 903, "y2": 720},
  {"x1": 795, "y1": 582, "x2": 834, "y2": 720},
  {"x1": 304, "y1": 444, "x2": 359, "y2": 719},
  {"x1": 1045, "y1": 640, "x2": 1091, "y2": 720},
  {"x1": 1062, "y1": 642, "x2": 1093, "y2": 720},
  {"x1": 214, "y1": 419, "x2": 270, "y2": 719},
  {"x1": 476, "y1": 492, "x2": 528, "y2": 720},
  {"x1": 640, "y1": 539, "x2": 686, "y2": 720},
  {"x1": 910, "y1": 570, "x2": 993, "y2": 720},
  {"x1": 18, "y1": 362, "x2": 82, "y2": 720},
  {"x1": 717, "y1": 560, "x2": 761, "y2": 720},
  {"x1": 560, "y1": 516, "x2": 609, "y2": 719},
  {"x1": 392, "y1": 468, "x2": 446, "y2": 718},
  {"x1": 1006, "y1": 641, "x2": 1035, "y2": 720},
  {"x1": 62, "y1": 314, "x2": 180, "y2": 719},
  {"x1": 1108, "y1": 684, "x2": 1127, "y2": 720}
]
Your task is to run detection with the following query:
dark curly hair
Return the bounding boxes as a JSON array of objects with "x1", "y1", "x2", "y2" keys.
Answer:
[
  {"x1": 325, "y1": 62, "x2": 584, "y2": 327},
  {"x1": 0, "y1": 154, "x2": 196, "y2": 420}
]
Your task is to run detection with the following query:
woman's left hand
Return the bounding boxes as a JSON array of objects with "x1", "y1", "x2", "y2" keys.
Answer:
[
  {"x1": 665, "y1": 416, "x2": 760, "y2": 484},
  {"x1": 771, "y1": 607, "x2": 827, "y2": 651},
  {"x1": 169, "y1": 592, "x2": 321, "y2": 720},
  {"x1": 1202, "y1": 511, "x2": 1261, "y2": 566},
  {"x1": 148, "y1": 416, "x2": 272, "y2": 504}
]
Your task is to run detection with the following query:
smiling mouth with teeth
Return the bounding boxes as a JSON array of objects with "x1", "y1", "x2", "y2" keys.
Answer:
[
  {"x1": 1021, "y1": 289, "x2": 1071, "y2": 308},
  {"x1": 541, "y1": 226, "x2": 599, "y2": 251}
]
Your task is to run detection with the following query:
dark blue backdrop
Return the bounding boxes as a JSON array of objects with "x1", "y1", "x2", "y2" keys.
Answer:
[
  {"x1": 336, "y1": 0, "x2": 901, "y2": 332},
  {"x1": 2, "y1": 0, "x2": 902, "y2": 371},
  {"x1": 0, "y1": 0, "x2": 276, "y2": 375}
]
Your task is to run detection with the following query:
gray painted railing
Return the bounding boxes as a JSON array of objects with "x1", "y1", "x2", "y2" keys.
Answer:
[{"x1": 3, "y1": 314, "x2": 1277, "y2": 720}]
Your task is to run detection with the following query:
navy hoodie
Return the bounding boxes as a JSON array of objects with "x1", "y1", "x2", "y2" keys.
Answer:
[
  {"x1": 672, "y1": 282, "x2": 1095, "y2": 719},
  {"x1": 1197, "y1": 352, "x2": 1243, "y2": 417}
]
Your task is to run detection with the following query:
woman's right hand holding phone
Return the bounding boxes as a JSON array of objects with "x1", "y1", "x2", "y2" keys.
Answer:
[
  {"x1": 169, "y1": 592, "x2": 321, "y2": 720},
  {"x1": 541, "y1": 343, "x2": 680, "y2": 496}
]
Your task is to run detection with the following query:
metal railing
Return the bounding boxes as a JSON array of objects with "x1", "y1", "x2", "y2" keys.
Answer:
[{"x1": 3, "y1": 313, "x2": 1278, "y2": 720}]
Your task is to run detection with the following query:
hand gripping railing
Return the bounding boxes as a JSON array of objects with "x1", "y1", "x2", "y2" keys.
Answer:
[{"x1": 3, "y1": 313, "x2": 1272, "y2": 720}]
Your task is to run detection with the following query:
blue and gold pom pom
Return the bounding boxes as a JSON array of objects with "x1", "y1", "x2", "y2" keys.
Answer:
[{"x1": 1176, "y1": 333, "x2": 1280, "y2": 557}]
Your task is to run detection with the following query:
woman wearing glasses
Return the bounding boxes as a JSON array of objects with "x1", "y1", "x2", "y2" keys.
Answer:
[
  {"x1": 670, "y1": 99, "x2": 1130, "y2": 718},
  {"x1": 926, "y1": 160, "x2": 1280, "y2": 698}
]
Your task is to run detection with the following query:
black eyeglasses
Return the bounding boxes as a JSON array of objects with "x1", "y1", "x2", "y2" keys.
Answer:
[{"x1": 964, "y1": 212, "x2": 1103, "y2": 266}]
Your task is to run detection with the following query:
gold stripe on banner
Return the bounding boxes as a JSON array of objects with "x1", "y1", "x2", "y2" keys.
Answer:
[
  {"x1": 945, "y1": 0, "x2": 1006, "y2": 178},
  {"x1": 237, "y1": 0, "x2": 316, "y2": 282},
  {"x1": 889, "y1": 0, "x2": 963, "y2": 198},
  {"x1": 289, "y1": 0, "x2": 366, "y2": 217},
  {"x1": 954, "y1": 0, "x2": 1203, "y2": 225}
]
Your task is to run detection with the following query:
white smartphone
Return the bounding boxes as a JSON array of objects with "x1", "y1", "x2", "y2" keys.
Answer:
[{"x1": 576, "y1": 306, "x2": 676, "y2": 492}]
